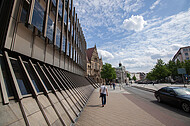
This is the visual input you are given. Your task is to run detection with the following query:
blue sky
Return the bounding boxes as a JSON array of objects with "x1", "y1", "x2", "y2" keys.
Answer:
[{"x1": 74, "y1": 0, "x2": 190, "y2": 73}]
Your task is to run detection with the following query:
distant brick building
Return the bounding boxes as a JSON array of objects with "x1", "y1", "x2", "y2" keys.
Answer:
[{"x1": 86, "y1": 45, "x2": 103, "y2": 83}]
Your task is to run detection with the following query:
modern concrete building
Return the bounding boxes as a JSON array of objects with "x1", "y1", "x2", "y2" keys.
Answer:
[
  {"x1": 115, "y1": 63, "x2": 127, "y2": 83},
  {"x1": 0, "y1": 0, "x2": 99, "y2": 125},
  {"x1": 86, "y1": 45, "x2": 103, "y2": 83},
  {"x1": 172, "y1": 46, "x2": 190, "y2": 62}
]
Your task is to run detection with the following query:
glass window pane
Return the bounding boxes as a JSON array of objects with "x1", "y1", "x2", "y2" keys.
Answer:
[
  {"x1": 34, "y1": 65, "x2": 51, "y2": 91},
  {"x1": 20, "y1": 1, "x2": 29, "y2": 23},
  {"x1": 10, "y1": 59, "x2": 31, "y2": 95},
  {"x1": 71, "y1": 45, "x2": 72, "y2": 59},
  {"x1": 64, "y1": 10, "x2": 67, "y2": 24},
  {"x1": 56, "y1": 28, "x2": 61, "y2": 48},
  {"x1": 24, "y1": 63, "x2": 42, "y2": 93},
  {"x1": 42, "y1": 66, "x2": 59, "y2": 89},
  {"x1": 0, "y1": 57, "x2": 14, "y2": 97},
  {"x1": 73, "y1": 48, "x2": 75, "y2": 61},
  {"x1": 67, "y1": 42, "x2": 70, "y2": 56},
  {"x1": 62, "y1": 35, "x2": 66, "y2": 52},
  {"x1": 68, "y1": 18, "x2": 70, "y2": 32},
  {"x1": 31, "y1": 0, "x2": 44, "y2": 32},
  {"x1": 46, "y1": 16, "x2": 54, "y2": 42},
  {"x1": 65, "y1": 0, "x2": 68, "y2": 9},
  {"x1": 58, "y1": 0, "x2": 63, "y2": 17},
  {"x1": 52, "y1": 0, "x2": 56, "y2": 6}
]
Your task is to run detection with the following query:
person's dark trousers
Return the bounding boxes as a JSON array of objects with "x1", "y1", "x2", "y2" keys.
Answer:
[{"x1": 102, "y1": 94, "x2": 106, "y2": 105}]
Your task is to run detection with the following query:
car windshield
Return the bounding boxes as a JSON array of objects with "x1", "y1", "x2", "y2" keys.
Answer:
[{"x1": 173, "y1": 88, "x2": 190, "y2": 96}]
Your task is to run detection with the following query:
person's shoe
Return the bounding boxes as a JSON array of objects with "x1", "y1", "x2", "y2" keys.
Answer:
[{"x1": 102, "y1": 105, "x2": 104, "y2": 107}]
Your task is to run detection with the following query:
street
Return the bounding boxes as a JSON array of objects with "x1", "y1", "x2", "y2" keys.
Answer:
[{"x1": 123, "y1": 85, "x2": 190, "y2": 126}]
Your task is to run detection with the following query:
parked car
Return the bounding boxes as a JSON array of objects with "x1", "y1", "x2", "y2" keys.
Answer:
[{"x1": 154, "y1": 87, "x2": 190, "y2": 112}]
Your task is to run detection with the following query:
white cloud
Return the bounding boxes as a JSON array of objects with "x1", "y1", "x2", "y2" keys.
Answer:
[
  {"x1": 123, "y1": 15, "x2": 147, "y2": 32},
  {"x1": 99, "y1": 9, "x2": 190, "y2": 72},
  {"x1": 74, "y1": 0, "x2": 144, "y2": 33},
  {"x1": 97, "y1": 49, "x2": 114, "y2": 60},
  {"x1": 150, "y1": 0, "x2": 161, "y2": 10}
]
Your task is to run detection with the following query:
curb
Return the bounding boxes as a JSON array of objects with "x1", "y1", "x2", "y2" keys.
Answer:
[{"x1": 132, "y1": 86, "x2": 156, "y2": 93}]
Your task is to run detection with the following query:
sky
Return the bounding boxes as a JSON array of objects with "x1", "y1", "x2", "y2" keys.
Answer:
[{"x1": 73, "y1": 0, "x2": 190, "y2": 73}]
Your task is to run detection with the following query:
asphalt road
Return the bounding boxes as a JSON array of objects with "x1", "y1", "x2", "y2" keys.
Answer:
[{"x1": 123, "y1": 86, "x2": 190, "y2": 126}]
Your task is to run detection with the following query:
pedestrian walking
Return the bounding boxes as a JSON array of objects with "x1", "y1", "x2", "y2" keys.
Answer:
[
  {"x1": 112, "y1": 82, "x2": 116, "y2": 90},
  {"x1": 100, "y1": 83, "x2": 108, "y2": 107}
]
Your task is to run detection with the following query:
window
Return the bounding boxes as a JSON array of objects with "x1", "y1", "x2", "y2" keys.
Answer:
[
  {"x1": 76, "y1": 52, "x2": 77, "y2": 63},
  {"x1": 183, "y1": 48, "x2": 188, "y2": 52},
  {"x1": 58, "y1": 0, "x2": 63, "y2": 17},
  {"x1": 64, "y1": 10, "x2": 67, "y2": 25},
  {"x1": 51, "y1": 0, "x2": 56, "y2": 15},
  {"x1": 65, "y1": 0, "x2": 68, "y2": 9},
  {"x1": 62, "y1": 35, "x2": 66, "y2": 52},
  {"x1": 34, "y1": 65, "x2": 51, "y2": 91},
  {"x1": 20, "y1": 1, "x2": 29, "y2": 23},
  {"x1": 10, "y1": 59, "x2": 31, "y2": 95},
  {"x1": 46, "y1": 16, "x2": 54, "y2": 42},
  {"x1": 70, "y1": 45, "x2": 72, "y2": 59},
  {"x1": 185, "y1": 53, "x2": 188, "y2": 56},
  {"x1": 52, "y1": 0, "x2": 56, "y2": 6},
  {"x1": 56, "y1": 28, "x2": 61, "y2": 48},
  {"x1": 67, "y1": 42, "x2": 70, "y2": 56},
  {"x1": 68, "y1": 18, "x2": 71, "y2": 32},
  {"x1": 73, "y1": 48, "x2": 75, "y2": 61},
  {"x1": 24, "y1": 63, "x2": 42, "y2": 93},
  {"x1": 41, "y1": 66, "x2": 59, "y2": 90},
  {"x1": 0, "y1": 57, "x2": 13, "y2": 97},
  {"x1": 31, "y1": 0, "x2": 44, "y2": 32}
]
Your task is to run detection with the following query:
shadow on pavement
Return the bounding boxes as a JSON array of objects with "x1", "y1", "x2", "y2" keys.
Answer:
[
  {"x1": 151, "y1": 100, "x2": 190, "y2": 117},
  {"x1": 86, "y1": 104, "x2": 102, "y2": 108}
]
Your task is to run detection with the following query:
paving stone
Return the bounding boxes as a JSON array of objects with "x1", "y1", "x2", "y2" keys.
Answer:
[{"x1": 75, "y1": 86, "x2": 165, "y2": 126}]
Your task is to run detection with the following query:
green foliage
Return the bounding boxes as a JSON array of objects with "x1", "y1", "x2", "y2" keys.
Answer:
[
  {"x1": 166, "y1": 60, "x2": 178, "y2": 77},
  {"x1": 101, "y1": 63, "x2": 116, "y2": 82},
  {"x1": 132, "y1": 75, "x2": 137, "y2": 81},
  {"x1": 184, "y1": 60, "x2": 190, "y2": 75},
  {"x1": 127, "y1": 73, "x2": 131, "y2": 80},
  {"x1": 147, "y1": 58, "x2": 190, "y2": 81},
  {"x1": 146, "y1": 59, "x2": 170, "y2": 81}
]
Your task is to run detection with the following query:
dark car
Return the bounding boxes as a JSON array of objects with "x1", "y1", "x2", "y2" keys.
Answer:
[{"x1": 154, "y1": 87, "x2": 190, "y2": 112}]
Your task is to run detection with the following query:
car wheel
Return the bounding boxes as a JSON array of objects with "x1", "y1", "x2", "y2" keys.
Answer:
[
  {"x1": 181, "y1": 102, "x2": 190, "y2": 113},
  {"x1": 156, "y1": 96, "x2": 161, "y2": 103}
]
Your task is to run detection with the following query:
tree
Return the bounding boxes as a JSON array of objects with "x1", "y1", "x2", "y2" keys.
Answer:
[
  {"x1": 146, "y1": 71, "x2": 156, "y2": 81},
  {"x1": 132, "y1": 75, "x2": 137, "y2": 81},
  {"x1": 127, "y1": 73, "x2": 131, "y2": 80},
  {"x1": 166, "y1": 60, "x2": 178, "y2": 78},
  {"x1": 184, "y1": 60, "x2": 190, "y2": 75},
  {"x1": 147, "y1": 59, "x2": 170, "y2": 81},
  {"x1": 101, "y1": 63, "x2": 116, "y2": 83}
]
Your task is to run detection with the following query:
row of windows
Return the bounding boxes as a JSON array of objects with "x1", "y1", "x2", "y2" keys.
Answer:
[
  {"x1": 185, "y1": 52, "x2": 189, "y2": 56},
  {"x1": 0, "y1": 53, "x2": 83, "y2": 99},
  {"x1": 20, "y1": 0, "x2": 85, "y2": 68},
  {"x1": 183, "y1": 48, "x2": 190, "y2": 52}
]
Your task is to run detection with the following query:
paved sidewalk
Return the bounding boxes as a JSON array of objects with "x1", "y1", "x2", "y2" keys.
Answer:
[{"x1": 74, "y1": 86, "x2": 165, "y2": 126}]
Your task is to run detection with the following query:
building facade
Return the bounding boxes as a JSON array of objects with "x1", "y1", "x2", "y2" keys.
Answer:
[
  {"x1": 115, "y1": 63, "x2": 127, "y2": 83},
  {"x1": 86, "y1": 46, "x2": 103, "y2": 83},
  {"x1": 172, "y1": 46, "x2": 190, "y2": 62},
  {"x1": 130, "y1": 73, "x2": 140, "y2": 81},
  {"x1": 0, "y1": 0, "x2": 98, "y2": 125},
  {"x1": 1, "y1": 0, "x2": 86, "y2": 76}
]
